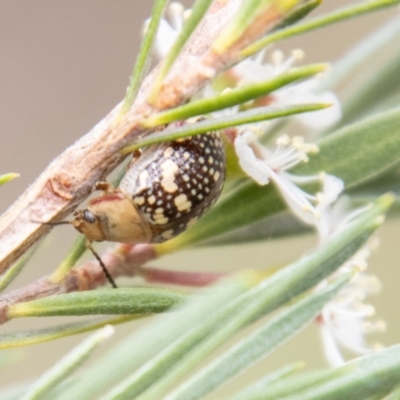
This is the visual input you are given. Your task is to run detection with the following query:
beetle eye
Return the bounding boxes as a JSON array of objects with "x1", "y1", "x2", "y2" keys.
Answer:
[{"x1": 83, "y1": 210, "x2": 97, "y2": 224}]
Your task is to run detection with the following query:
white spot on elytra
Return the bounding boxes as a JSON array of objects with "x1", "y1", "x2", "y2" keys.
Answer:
[
  {"x1": 214, "y1": 171, "x2": 220, "y2": 181},
  {"x1": 163, "y1": 147, "x2": 174, "y2": 158},
  {"x1": 182, "y1": 174, "x2": 190, "y2": 182},
  {"x1": 134, "y1": 197, "x2": 145, "y2": 205},
  {"x1": 148, "y1": 195, "x2": 156, "y2": 204},
  {"x1": 161, "y1": 229, "x2": 174, "y2": 239},
  {"x1": 154, "y1": 215, "x2": 168, "y2": 225},
  {"x1": 174, "y1": 194, "x2": 192, "y2": 211},
  {"x1": 160, "y1": 158, "x2": 179, "y2": 193}
]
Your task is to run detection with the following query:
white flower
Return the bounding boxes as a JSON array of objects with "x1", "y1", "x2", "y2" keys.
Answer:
[
  {"x1": 144, "y1": 2, "x2": 190, "y2": 60},
  {"x1": 317, "y1": 239, "x2": 385, "y2": 367},
  {"x1": 228, "y1": 49, "x2": 342, "y2": 130},
  {"x1": 234, "y1": 131, "x2": 342, "y2": 229},
  {"x1": 312, "y1": 196, "x2": 385, "y2": 366}
]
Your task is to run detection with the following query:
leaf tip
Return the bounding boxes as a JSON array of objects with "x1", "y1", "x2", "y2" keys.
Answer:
[{"x1": 0, "y1": 172, "x2": 20, "y2": 186}]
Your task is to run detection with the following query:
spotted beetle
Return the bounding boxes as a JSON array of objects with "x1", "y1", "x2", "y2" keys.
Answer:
[{"x1": 72, "y1": 131, "x2": 226, "y2": 245}]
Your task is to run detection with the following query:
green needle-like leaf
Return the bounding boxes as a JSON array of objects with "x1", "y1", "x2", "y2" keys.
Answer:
[
  {"x1": 339, "y1": 50, "x2": 400, "y2": 126},
  {"x1": 119, "y1": 0, "x2": 168, "y2": 117},
  {"x1": 230, "y1": 363, "x2": 305, "y2": 400},
  {"x1": 0, "y1": 246, "x2": 38, "y2": 293},
  {"x1": 348, "y1": 169, "x2": 400, "y2": 206},
  {"x1": 295, "y1": 107, "x2": 400, "y2": 188},
  {"x1": 0, "y1": 173, "x2": 19, "y2": 186},
  {"x1": 204, "y1": 212, "x2": 310, "y2": 246},
  {"x1": 20, "y1": 326, "x2": 114, "y2": 400},
  {"x1": 7, "y1": 288, "x2": 184, "y2": 318},
  {"x1": 264, "y1": 344, "x2": 400, "y2": 399},
  {"x1": 166, "y1": 274, "x2": 351, "y2": 400},
  {"x1": 242, "y1": 367, "x2": 352, "y2": 400},
  {"x1": 148, "y1": 0, "x2": 213, "y2": 103},
  {"x1": 242, "y1": 0, "x2": 400, "y2": 57},
  {"x1": 212, "y1": 0, "x2": 300, "y2": 54},
  {"x1": 123, "y1": 103, "x2": 329, "y2": 153},
  {"x1": 317, "y1": 14, "x2": 400, "y2": 93},
  {"x1": 272, "y1": 0, "x2": 322, "y2": 31},
  {"x1": 211, "y1": 0, "x2": 265, "y2": 54},
  {"x1": 145, "y1": 64, "x2": 327, "y2": 126},
  {"x1": 0, "y1": 316, "x2": 141, "y2": 349},
  {"x1": 50, "y1": 235, "x2": 87, "y2": 283}
]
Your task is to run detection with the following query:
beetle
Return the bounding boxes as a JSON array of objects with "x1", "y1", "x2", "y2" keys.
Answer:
[{"x1": 73, "y1": 131, "x2": 226, "y2": 245}]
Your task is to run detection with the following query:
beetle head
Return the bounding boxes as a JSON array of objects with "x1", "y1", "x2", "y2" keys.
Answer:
[{"x1": 73, "y1": 192, "x2": 153, "y2": 244}]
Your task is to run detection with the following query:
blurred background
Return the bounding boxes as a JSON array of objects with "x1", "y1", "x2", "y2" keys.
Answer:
[{"x1": 0, "y1": 1, "x2": 399, "y2": 397}]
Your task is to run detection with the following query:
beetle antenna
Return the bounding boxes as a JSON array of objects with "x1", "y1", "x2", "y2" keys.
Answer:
[
  {"x1": 40, "y1": 221, "x2": 72, "y2": 226},
  {"x1": 86, "y1": 241, "x2": 118, "y2": 289}
]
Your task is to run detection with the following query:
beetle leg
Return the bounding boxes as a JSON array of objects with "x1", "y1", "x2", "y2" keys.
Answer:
[{"x1": 94, "y1": 181, "x2": 117, "y2": 194}]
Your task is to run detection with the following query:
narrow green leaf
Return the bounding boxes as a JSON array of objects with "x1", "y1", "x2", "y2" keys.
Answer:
[
  {"x1": 50, "y1": 236, "x2": 87, "y2": 283},
  {"x1": 54, "y1": 276, "x2": 250, "y2": 400},
  {"x1": 317, "y1": 14, "x2": 400, "y2": 92},
  {"x1": 145, "y1": 64, "x2": 327, "y2": 126},
  {"x1": 230, "y1": 363, "x2": 305, "y2": 400},
  {"x1": 20, "y1": 326, "x2": 114, "y2": 400},
  {"x1": 245, "y1": 367, "x2": 353, "y2": 400},
  {"x1": 272, "y1": 344, "x2": 400, "y2": 400},
  {"x1": 203, "y1": 212, "x2": 310, "y2": 246},
  {"x1": 0, "y1": 316, "x2": 140, "y2": 349},
  {"x1": 148, "y1": 0, "x2": 213, "y2": 103},
  {"x1": 242, "y1": 0, "x2": 400, "y2": 57},
  {"x1": 348, "y1": 169, "x2": 400, "y2": 205},
  {"x1": 166, "y1": 274, "x2": 351, "y2": 400},
  {"x1": 212, "y1": 0, "x2": 301, "y2": 54},
  {"x1": 211, "y1": 0, "x2": 264, "y2": 54},
  {"x1": 0, "y1": 173, "x2": 19, "y2": 186},
  {"x1": 0, "y1": 246, "x2": 39, "y2": 293},
  {"x1": 272, "y1": 0, "x2": 322, "y2": 31},
  {"x1": 340, "y1": 51, "x2": 400, "y2": 126},
  {"x1": 118, "y1": 0, "x2": 168, "y2": 117},
  {"x1": 118, "y1": 197, "x2": 387, "y2": 400},
  {"x1": 123, "y1": 103, "x2": 330, "y2": 153},
  {"x1": 7, "y1": 288, "x2": 184, "y2": 317},
  {"x1": 295, "y1": 107, "x2": 400, "y2": 188}
]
